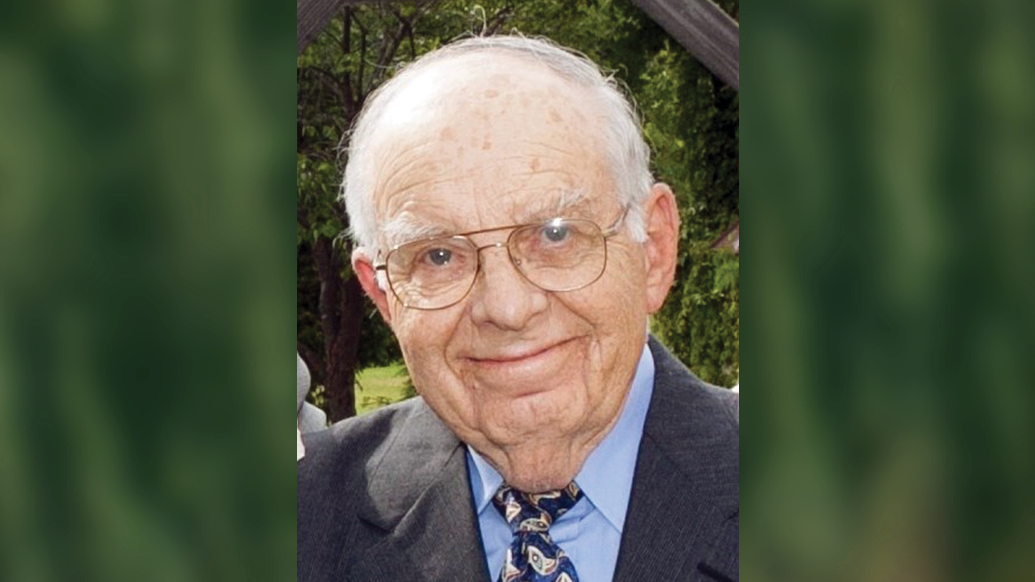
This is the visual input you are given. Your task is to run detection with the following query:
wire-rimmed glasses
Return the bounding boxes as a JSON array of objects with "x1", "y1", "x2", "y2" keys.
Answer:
[{"x1": 374, "y1": 207, "x2": 629, "y2": 310}]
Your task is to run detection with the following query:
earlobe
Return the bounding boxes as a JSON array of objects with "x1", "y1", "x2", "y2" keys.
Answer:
[
  {"x1": 353, "y1": 249, "x2": 393, "y2": 325},
  {"x1": 643, "y1": 183, "x2": 680, "y2": 314}
]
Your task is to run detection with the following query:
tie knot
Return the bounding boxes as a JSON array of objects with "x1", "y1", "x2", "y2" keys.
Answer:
[{"x1": 492, "y1": 483, "x2": 583, "y2": 533}]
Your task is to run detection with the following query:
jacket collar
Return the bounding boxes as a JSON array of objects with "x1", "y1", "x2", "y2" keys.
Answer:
[{"x1": 348, "y1": 400, "x2": 490, "y2": 581}]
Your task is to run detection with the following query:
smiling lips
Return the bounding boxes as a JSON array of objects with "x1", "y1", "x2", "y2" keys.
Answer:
[
  {"x1": 461, "y1": 337, "x2": 586, "y2": 398},
  {"x1": 464, "y1": 339, "x2": 577, "y2": 396},
  {"x1": 469, "y1": 338, "x2": 574, "y2": 365}
]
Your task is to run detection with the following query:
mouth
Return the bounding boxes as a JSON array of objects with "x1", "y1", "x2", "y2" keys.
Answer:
[
  {"x1": 462, "y1": 337, "x2": 583, "y2": 397},
  {"x1": 468, "y1": 337, "x2": 576, "y2": 365}
]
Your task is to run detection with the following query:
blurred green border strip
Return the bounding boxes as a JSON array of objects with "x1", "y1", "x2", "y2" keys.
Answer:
[
  {"x1": 0, "y1": 1, "x2": 295, "y2": 580},
  {"x1": 743, "y1": 1, "x2": 1035, "y2": 581}
]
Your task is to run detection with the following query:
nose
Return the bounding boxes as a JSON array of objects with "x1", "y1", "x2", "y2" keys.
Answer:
[{"x1": 467, "y1": 243, "x2": 548, "y2": 330}]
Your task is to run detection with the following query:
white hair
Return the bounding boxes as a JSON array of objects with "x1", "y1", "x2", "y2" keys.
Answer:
[{"x1": 341, "y1": 35, "x2": 653, "y2": 253}]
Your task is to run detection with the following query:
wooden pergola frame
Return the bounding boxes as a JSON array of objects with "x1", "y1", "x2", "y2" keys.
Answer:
[{"x1": 296, "y1": 0, "x2": 739, "y2": 91}]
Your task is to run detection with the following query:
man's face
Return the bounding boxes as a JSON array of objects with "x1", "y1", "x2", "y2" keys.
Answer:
[{"x1": 354, "y1": 55, "x2": 676, "y2": 490}]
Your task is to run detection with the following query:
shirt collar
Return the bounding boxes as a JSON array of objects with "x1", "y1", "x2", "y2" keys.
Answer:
[{"x1": 466, "y1": 342, "x2": 655, "y2": 533}]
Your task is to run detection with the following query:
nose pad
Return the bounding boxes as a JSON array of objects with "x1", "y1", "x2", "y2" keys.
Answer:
[
  {"x1": 473, "y1": 242, "x2": 519, "y2": 285},
  {"x1": 468, "y1": 242, "x2": 546, "y2": 329},
  {"x1": 473, "y1": 242, "x2": 533, "y2": 287}
]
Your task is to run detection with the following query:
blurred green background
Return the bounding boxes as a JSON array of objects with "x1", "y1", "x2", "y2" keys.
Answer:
[
  {"x1": 743, "y1": 0, "x2": 1035, "y2": 581},
  {"x1": 0, "y1": 0, "x2": 295, "y2": 580}
]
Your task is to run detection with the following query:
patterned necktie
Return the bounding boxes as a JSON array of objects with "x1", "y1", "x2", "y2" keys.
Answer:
[{"x1": 492, "y1": 482, "x2": 584, "y2": 582}]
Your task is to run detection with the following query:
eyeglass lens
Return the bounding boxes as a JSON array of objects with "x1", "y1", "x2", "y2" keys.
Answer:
[{"x1": 385, "y1": 219, "x2": 607, "y2": 309}]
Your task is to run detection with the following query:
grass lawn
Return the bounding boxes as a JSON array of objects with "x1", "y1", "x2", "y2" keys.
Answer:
[{"x1": 355, "y1": 363, "x2": 414, "y2": 415}]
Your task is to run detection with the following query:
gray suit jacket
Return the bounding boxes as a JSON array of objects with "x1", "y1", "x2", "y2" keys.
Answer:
[{"x1": 297, "y1": 338, "x2": 739, "y2": 581}]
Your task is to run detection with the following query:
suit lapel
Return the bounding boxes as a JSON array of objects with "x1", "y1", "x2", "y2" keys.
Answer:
[
  {"x1": 345, "y1": 403, "x2": 490, "y2": 582},
  {"x1": 613, "y1": 435, "x2": 737, "y2": 582},
  {"x1": 613, "y1": 340, "x2": 740, "y2": 582}
]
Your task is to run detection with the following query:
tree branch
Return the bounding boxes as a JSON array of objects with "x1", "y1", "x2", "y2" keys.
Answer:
[
  {"x1": 484, "y1": 5, "x2": 512, "y2": 36},
  {"x1": 367, "y1": 19, "x2": 407, "y2": 91},
  {"x1": 341, "y1": 8, "x2": 356, "y2": 115},
  {"x1": 357, "y1": 18, "x2": 368, "y2": 97}
]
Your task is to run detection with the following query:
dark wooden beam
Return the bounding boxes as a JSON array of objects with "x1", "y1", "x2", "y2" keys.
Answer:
[
  {"x1": 299, "y1": 0, "x2": 392, "y2": 55},
  {"x1": 629, "y1": 0, "x2": 739, "y2": 91},
  {"x1": 298, "y1": 0, "x2": 436, "y2": 56},
  {"x1": 299, "y1": 0, "x2": 343, "y2": 56}
]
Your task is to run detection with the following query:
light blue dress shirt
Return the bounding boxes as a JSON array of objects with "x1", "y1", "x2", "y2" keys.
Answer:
[{"x1": 466, "y1": 343, "x2": 655, "y2": 582}]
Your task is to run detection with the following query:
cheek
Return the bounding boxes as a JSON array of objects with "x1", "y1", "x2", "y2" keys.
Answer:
[
  {"x1": 391, "y1": 301, "x2": 454, "y2": 340},
  {"x1": 594, "y1": 252, "x2": 649, "y2": 319},
  {"x1": 390, "y1": 310, "x2": 462, "y2": 386},
  {"x1": 573, "y1": 255, "x2": 650, "y2": 372}
]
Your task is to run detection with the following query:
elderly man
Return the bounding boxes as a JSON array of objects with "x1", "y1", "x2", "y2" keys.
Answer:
[{"x1": 297, "y1": 36, "x2": 738, "y2": 582}]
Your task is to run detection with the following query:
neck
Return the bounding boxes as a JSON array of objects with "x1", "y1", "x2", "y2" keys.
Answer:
[{"x1": 471, "y1": 416, "x2": 618, "y2": 492}]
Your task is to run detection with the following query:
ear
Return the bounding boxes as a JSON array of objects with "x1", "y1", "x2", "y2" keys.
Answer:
[
  {"x1": 352, "y1": 248, "x2": 393, "y2": 325},
  {"x1": 642, "y1": 183, "x2": 680, "y2": 314}
]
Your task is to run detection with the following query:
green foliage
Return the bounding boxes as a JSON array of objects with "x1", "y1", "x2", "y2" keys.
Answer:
[
  {"x1": 356, "y1": 307, "x2": 403, "y2": 368},
  {"x1": 654, "y1": 244, "x2": 740, "y2": 387},
  {"x1": 640, "y1": 36, "x2": 740, "y2": 387},
  {"x1": 296, "y1": 155, "x2": 344, "y2": 249},
  {"x1": 641, "y1": 43, "x2": 739, "y2": 237}
]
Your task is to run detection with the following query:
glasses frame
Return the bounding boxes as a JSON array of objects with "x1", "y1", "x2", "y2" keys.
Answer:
[{"x1": 374, "y1": 205, "x2": 630, "y2": 310}]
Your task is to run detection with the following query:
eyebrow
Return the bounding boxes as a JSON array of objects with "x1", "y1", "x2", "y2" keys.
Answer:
[
  {"x1": 381, "y1": 212, "x2": 456, "y2": 249},
  {"x1": 380, "y1": 188, "x2": 594, "y2": 249}
]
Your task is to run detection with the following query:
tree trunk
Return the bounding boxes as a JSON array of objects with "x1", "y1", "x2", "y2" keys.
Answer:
[
  {"x1": 324, "y1": 274, "x2": 363, "y2": 421},
  {"x1": 312, "y1": 236, "x2": 364, "y2": 421}
]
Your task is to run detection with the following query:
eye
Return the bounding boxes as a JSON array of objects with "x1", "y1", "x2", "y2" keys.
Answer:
[
  {"x1": 425, "y1": 248, "x2": 452, "y2": 266},
  {"x1": 541, "y1": 224, "x2": 570, "y2": 243}
]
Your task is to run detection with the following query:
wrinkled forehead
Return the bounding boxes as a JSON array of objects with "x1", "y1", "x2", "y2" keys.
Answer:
[
  {"x1": 374, "y1": 51, "x2": 590, "y2": 136},
  {"x1": 367, "y1": 53, "x2": 615, "y2": 245}
]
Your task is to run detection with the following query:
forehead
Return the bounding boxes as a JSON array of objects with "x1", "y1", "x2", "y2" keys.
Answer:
[
  {"x1": 376, "y1": 52, "x2": 589, "y2": 137},
  {"x1": 369, "y1": 54, "x2": 616, "y2": 239}
]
